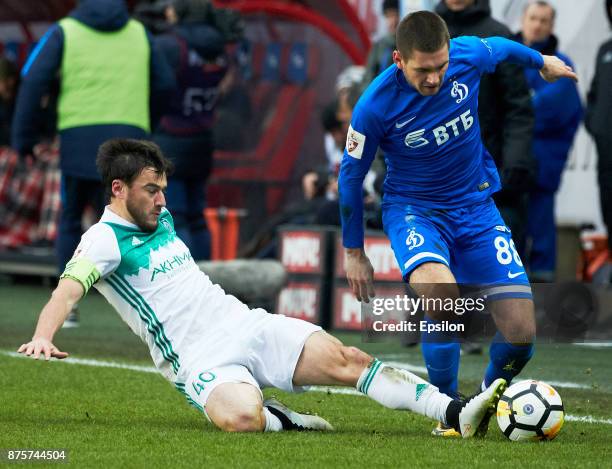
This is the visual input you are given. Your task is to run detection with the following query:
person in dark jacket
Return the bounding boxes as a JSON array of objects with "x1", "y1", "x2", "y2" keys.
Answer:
[
  {"x1": 436, "y1": 0, "x2": 536, "y2": 256},
  {"x1": 12, "y1": 0, "x2": 175, "y2": 326},
  {"x1": 515, "y1": 1, "x2": 582, "y2": 281},
  {"x1": 586, "y1": 0, "x2": 612, "y2": 255},
  {"x1": 153, "y1": 0, "x2": 234, "y2": 260},
  {"x1": 0, "y1": 56, "x2": 18, "y2": 147},
  {"x1": 362, "y1": 0, "x2": 400, "y2": 86}
]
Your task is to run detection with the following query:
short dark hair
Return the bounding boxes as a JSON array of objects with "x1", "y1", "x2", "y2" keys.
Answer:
[
  {"x1": 321, "y1": 99, "x2": 341, "y2": 132},
  {"x1": 382, "y1": 0, "x2": 399, "y2": 14},
  {"x1": 396, "y1": 11, "x2": 450, "y2": 59},
  {"x1": 96, "y1": 139, "x2": 174, "y2": 199},
  {"x1": 524, "y1": 1, "x2": 556, "y2": 20},
  {"x1": 173, "y1": 0, "x2": 212, "y2": 23}
]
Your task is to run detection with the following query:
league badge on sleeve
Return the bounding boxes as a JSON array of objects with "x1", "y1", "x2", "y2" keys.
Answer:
[
  {"x1": 73, "y1": 239, "x2": 93, "y2": 258},
  {"x1": 346, "y1": 125, "x2": 365, "y2": 160}
]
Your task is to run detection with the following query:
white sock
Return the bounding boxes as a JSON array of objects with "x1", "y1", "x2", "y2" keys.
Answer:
[
  {"x1": 263, "y1": 407, "x2": 283, "y2": 432},
  {"x1": 356, "y1": 358, "x2": 453, "y2": 424}
]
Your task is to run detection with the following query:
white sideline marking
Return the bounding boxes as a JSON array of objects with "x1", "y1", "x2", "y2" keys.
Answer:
[
  {"x1": 0, "y1": 351, "x2": 597, "y2": 390},
  {"x1": 2, "y1": 351, "x2": 158, "y2": 374},
  {"x1": 574, "y1": 342, "x2": 612, "y2": 348},
  {"x1": 565, "y1": 415, "x2": 612, "y2": 425},
  {"x1": 2, "y1": 351, "x2": 610, "y2": 425}
]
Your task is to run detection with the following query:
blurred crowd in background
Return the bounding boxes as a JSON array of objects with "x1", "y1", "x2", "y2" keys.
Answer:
[{"x1": 0, "y1": 0, "x2": 610, "y2": 284}]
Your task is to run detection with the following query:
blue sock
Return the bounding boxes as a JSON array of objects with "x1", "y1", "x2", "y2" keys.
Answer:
[
  {"x1": 483, "y1": 332, "x2": 534, "y2": 388},
  {"x1": 421, "y1": 316, "x2": 461, "y2": 398}
]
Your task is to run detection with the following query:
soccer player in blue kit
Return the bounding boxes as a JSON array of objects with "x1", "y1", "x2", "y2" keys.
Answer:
[{"x1": 339, "y1": 11, "x2": 577, "y2": 436}]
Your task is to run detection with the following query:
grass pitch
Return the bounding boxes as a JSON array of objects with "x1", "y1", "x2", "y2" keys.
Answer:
[{"x1": 1, "y1": 283, "x2": 611, "y2": 468}]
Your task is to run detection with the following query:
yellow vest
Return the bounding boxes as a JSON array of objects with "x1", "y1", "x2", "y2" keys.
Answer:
[{"x1": 58, "y1": 18, "x2": 150, "y2": 131}]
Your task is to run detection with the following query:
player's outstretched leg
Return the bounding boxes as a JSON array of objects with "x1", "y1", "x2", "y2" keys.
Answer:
[
  {"x1": 293, "y1": 331, "x2": 506, "y2": 437},
  {"x1": 205, "y1": 382, "x2": 333, "y2": 433},
  {"x1": 355, "y1": 358, "x2": 506, "y2": 438}
]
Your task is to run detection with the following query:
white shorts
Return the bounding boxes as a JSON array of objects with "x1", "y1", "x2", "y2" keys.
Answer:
[{"x1": 175, "y1": 303, "x2": 321, "y2": 412}]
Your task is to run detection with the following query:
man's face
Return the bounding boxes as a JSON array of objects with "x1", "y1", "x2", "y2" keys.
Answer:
[
  {"x1": 0, "y1": 77, "x2": 16, "y2": 101},
  {"x1": 394, "y1": 45, "x2": 450, "y2": 96},
  {"x1": 384, "y1": 8, "x2": 400, "y2": 35},
  {"x1": 521, "y1": 3, "x2": 554, "y2": 45},
  {"x1": 123, "y1": 168, "x2": 167, "y2": 232},
  {"x1": 165, "y1": 5, "x2": 178, "y2": 24},
  {"x1": 444, "y1": 0, "x2": 475, "y2": 12},
  {"x1": 302, "y1": 171, "x2": 319, "y2": 200}
]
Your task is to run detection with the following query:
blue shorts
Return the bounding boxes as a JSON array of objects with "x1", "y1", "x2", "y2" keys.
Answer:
[{"x1": 382, "y1": 198, "x2": 532, "y2": 301}]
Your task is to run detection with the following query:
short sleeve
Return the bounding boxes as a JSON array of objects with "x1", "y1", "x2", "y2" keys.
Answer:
[{"x1": 60, "y1": 223, "x2": 121, "y2": 293}]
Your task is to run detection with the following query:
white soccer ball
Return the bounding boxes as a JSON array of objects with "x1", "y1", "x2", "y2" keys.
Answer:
[{"x1": 496, "y1": 380, "x2": 564, "y2": 441}]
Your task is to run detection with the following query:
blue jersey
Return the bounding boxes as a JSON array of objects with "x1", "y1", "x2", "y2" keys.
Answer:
[{"x1": 339, "y1": 36, "x2": 544, "y2": 248}]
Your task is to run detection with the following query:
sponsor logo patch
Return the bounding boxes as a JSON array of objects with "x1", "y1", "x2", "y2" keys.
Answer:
[
  {"x1": 73, "y1": 239, "x2": 93, "y2": 258},
  {"x1": 507, "y1": 271, "x2": 525, "y2": 279},
  {"x1": 346, "y1": 125, "x2": 366, "y2": 159},
  {"x1": 480, "y1": 38, "x2": 493, "y2": 55},
  {"x1": 161, "y1": 218, "x2": 173, "y2": 233},
  {"x1": 395, "y1": 116, "x2": 417, "y2": 129},
  {"x1": 415, "y1": 383, "x2": 429, "y2": 401},
  {"x1": 406, "y1": 228, "x2": 425, "y2": 251},
  {"x1": 404, "y1": 129, "x2": 429, "y2": 148},
  {"x1": 451, "y1": 80, "x2": 469, "y2": 104}
]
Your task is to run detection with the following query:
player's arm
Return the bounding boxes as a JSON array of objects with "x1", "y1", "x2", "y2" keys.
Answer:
[
  {"x1": 17, "y1": 278, "x2": 86, "y2": 360},
  {"x1": 472, "y1": 36, "x2": 578, "y2": 83},
  {"x1": 18, "y1": 224, "x2": 118, "y2": 360},
  {"x1": 11, "y1": 24, "x2": 63, "y2": 156},
  {"x1": 338, "y1": 102, "x2": 382, "y2": 303}
]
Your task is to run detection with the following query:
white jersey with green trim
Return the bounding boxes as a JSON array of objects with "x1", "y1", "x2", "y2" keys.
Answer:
[{"x1": 72, "y1": 206, "x2": 234, "y2": 381}]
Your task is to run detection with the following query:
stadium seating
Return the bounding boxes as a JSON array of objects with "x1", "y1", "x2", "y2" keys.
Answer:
[{"x1": 207, "y1": 41, "x2": 320, "y2": 219}]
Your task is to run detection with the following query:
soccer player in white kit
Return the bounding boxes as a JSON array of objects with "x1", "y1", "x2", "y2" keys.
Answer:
[{"x1": 18, "y1": 139, "x2": 506, "y2": 436}]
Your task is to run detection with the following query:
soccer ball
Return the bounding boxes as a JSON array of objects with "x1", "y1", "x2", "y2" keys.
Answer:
[{"x1": 496, "y1": 380, "x2": 564, "y2": 441}]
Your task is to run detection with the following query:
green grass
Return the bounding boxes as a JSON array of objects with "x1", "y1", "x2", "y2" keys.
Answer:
[{"x1": 1, "y1": 283, "x2": 611, "y2": 468}]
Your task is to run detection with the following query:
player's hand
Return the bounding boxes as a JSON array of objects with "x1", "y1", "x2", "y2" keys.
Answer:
[
  {"x1": 345, "y1": 248, "x2": 376, "y2": 303},
  {"x1": 540, "y1": 55, "x2": 578, "y2": 83},
  {"x1": 17, "y1": 338, "x2": 69, "y2": 361}
]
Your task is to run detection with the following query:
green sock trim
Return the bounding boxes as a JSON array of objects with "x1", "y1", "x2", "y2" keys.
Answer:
[{"x1": 361, "y1": 359, "x2": 382, "y2": 394}]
